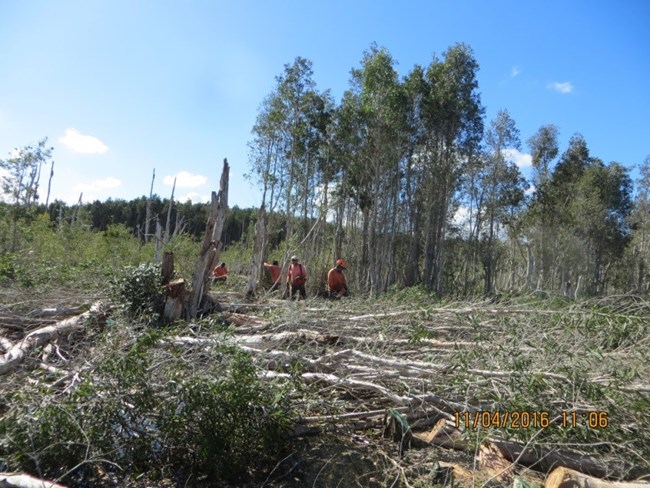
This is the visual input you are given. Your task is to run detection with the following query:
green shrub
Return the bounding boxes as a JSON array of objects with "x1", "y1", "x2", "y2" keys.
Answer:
[
  {"x1": 0, "y1": 329, "x2": 295, "y2": 485},
  {"x1": 110, "y1": 262, "x2": 163, "y2": 319}
]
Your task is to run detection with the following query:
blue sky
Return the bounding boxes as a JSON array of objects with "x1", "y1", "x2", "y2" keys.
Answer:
[{"x1": 1, "y1": 0, "x2": 648, "y2": 207}]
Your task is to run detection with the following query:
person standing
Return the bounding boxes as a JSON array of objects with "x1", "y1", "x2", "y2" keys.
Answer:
[
  {"x1": 287, "y1": 256, "x2": 307, "y2": 300},
  {"x1": 327, "y1": 259, "x2": 349, "y2": 298},
  {"x1": 263, "y1": 260, "x2": 282, "y2": 292}
]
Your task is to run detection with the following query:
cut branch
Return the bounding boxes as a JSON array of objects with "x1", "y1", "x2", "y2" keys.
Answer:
[
  {"x1": 0, "y1": 302, "x2": 105, "y2": 376},
  {"x1": 0, "y1": 472, "x2": 68, "y2": 488}
]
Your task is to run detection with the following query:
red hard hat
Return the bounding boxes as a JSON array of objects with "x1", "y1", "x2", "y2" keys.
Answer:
[{"x1": 336, "y1": 258, "x2": 347, "y2": 269}]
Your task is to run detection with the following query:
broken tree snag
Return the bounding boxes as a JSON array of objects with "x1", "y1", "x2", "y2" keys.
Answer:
[
  {"x1": 158, "y1": 252, "x2": 188, "y2": 324},
  {"x1": 186, "y1": 158, "x2": 229, "y2": 319},
  {"x1": 0, "y1": 472, "x2": 69, "y2": 488},
  {"x1": 0, "y1": 302, "x2": 105, "y2": 376},
  {"x1": 245, "y1": 205, "x2": 267, "y2": 300},
  {"x1": 163, "y1": 278, "x2": 187, "y2": 324},
  {"x1": 544, "y1": 467, "x2": 650, "y2": 488},
  {"x1": 161, "y1": 251, "x2": 175, "y2": 286}
]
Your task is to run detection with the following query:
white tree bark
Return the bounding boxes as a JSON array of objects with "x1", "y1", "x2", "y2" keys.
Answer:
[{"x1": 0, "y1": 302, "x2": 104, "y2": 376}]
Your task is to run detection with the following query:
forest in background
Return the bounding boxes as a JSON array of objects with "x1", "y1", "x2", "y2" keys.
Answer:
[{"x1": 1, "y1": 42, "x2": 650, "y2": 299}]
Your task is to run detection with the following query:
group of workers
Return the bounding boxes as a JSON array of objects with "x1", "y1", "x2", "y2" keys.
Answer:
[
  {"x1": 264, "y1": 256, "x2": 349, "y2": 300},
  {"x1": 213, "y1": 256, "x2": 349, "y2": 300}
]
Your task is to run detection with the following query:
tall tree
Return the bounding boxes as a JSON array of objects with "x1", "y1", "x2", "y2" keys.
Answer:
[
  {"x1": 482, "y1": 109, "x2": 522, "y2": 295},
  {"x1": 543, "y1": 134, "x2": 591, "y2": 291},
  {"x1": 628, "y1": 155, "x2": 650, "y2": 291},
  {"x1": 526, "y1": 124, "x2": 560, "y2": 289},
  {"x1": 344, "y1": 44, "x2": 407, "y2": 292},
  {"x1": 419, "y1": 43, "x2": 484, "y2": 295},
  {"x1": 0, "y1": 138, "x2": 54, "y2": 251},
  {"x1": 571, "y1": 160, "x2": 632, "y2": 294}
]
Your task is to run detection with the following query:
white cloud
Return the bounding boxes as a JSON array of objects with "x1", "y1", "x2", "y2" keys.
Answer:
[
  {"x1": 525, "y1": 184, "x2": 536, "y2": 195},
  {"x1": 164, "y1": 171, "x2": 207, "y2": 188},
  {"x1": 59, "y1": 128, "x2": 108, "y2": 154},
  {"x1": 452, "y1": 205, "x2": 472, "y2": 238},
  {"x1": 74, "y1": 177, "x2": 122, "y2": 193},
  {"x1": 453, "y1": 205, "x2": 470, "y2": 226},
  {"x1": 511, "y1": 66, "x2": 521, "y2": 77},
  {"x1": 177, "y1": 192, "x2": 211, "y2": 203},
  {"x1": 502, "y1": 148, "x2": 532, "y2": 168},
  {"x1": 548, "y1": 81, "x2": 573, "y2": 94}
]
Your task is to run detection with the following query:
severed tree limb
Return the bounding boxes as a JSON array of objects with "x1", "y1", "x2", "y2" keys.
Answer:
[
  {"x1": 0, "y1": 337, "x2": 13, "y2": 353},
  {"x1": 0, "y1": 302, "x2": 105, "y2": 376},
  {"x1": 0, "y1": 472, "x2": 68, "y2": 488},
  {"x1": 27, "y1": 307, "x2": 86, "y2": 318}
]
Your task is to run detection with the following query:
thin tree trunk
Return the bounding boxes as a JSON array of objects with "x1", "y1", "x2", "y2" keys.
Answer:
[
  {"x1": 44, "y1": 160, "x2": 54, "y2": 209},
  {"x1": 72, "y1": 192, "x2": 83, "y2": 225},
  {"x1": 145, "y1": 169, "x2": 155, "y2": 242},
  {"x1": 164, "y1": 176, "x2": 176, "y2": 244},
  {"x1": 246, "y1": 206, "x2": 267, "y2": 300}
]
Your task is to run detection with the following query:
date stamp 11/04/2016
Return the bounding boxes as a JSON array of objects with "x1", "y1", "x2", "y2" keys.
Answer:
[{"x1": 454, "y1": 410, "x2": 609, "y2": 430}]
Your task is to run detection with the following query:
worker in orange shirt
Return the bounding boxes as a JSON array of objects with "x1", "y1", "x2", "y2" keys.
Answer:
[
  {"x1": 263, "y1": 260, "x2": 282, "y2": 291},
  {"x1": 212, "y1": 262, "x2": 229, "y2": 283},
  {"x1": 327, "y1": 259, "x2": 349, "y2": 298},
  {"x1": 287, "y1": 256, "x2": 307, "y2": 300}
]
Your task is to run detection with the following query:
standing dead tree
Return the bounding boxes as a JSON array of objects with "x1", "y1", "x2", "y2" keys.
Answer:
[
  {"x1": 144, "y1": 168, "x2": 155, "y2": 242},
  {"x1": 245, "y1": 205, "x2": 267, "y2": 300},
  {"x1": 186, "y1": 159, "x2": 229, "y2": 319}
]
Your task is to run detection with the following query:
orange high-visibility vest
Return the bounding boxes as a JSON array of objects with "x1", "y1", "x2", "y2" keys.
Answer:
[
  {"x1": 264, "y1": 262, "x2": 281, "y2": 284},
  {"x1": 327, "y1": 267, "x2": 347, "y2": 294},
  {"x1": 287, "y1": 263, "x2": 307, "y2": 285}
]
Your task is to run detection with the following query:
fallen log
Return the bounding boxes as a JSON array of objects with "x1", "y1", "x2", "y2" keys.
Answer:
[
  {"x1": 223, "y1": 312, "x2": 269, "y2": 329},
  {"x1": 545, "y1": 466, "x2": 650, "y2": 488},
  {"x1": 28, "y1": 306, "x2": 86, "y2": 318},
  {"x1": 0, "y1": 472, "x2": 68, "y2": 488},
  {"x1": 0, "y1": 302, "x2": 105, "y2": 376},
  {"x1": 492, "y1": 439, "x2": 649, "y2": 481}
]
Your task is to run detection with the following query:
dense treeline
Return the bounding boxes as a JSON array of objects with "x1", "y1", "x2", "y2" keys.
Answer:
[
  {"x1": 0, "y1": 198, "x2": 256, "y2": 246},
  {"x1": 246, "y1": 43, "x2": 649, "y2": 297}
]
